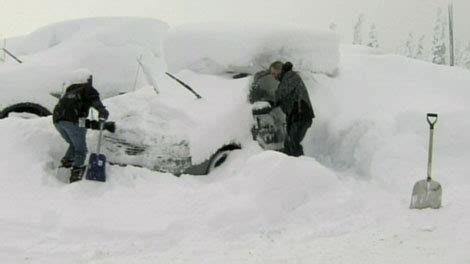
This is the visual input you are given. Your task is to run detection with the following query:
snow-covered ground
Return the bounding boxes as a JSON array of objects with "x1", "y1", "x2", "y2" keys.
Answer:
[{"x1": 1, "y1": 19, "x2": 469, "y2": 263}]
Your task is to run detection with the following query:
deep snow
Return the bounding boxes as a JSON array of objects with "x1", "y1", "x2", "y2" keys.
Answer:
[
  {"x1": 0, "y1": 19, "x2": 469, "y2": 264},
  {"x1": 164, "y1": 23, "x2": 339, "y2": 75},
  {"x1": 0, "y1": 17, "x2": 168, "y2": 110}
]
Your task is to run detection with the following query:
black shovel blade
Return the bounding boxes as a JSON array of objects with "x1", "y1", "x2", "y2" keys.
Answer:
[
  {"x1": 410, "y1": 179, "x2": 442, "y2": 209},
  {"x1": 85, "y1": 153, "x2": 106, "y2": 182}
]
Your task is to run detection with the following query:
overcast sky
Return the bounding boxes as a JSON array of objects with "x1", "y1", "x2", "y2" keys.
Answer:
[{"x1": 1, "y1": 0, "x2": 469, "y2": 52}]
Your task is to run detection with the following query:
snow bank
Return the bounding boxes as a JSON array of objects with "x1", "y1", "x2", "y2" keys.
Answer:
[
  {"x1": 0, "y1": 17, "x2": 168, "y2": 111},
  {"x1": 164, "y1": 23, "x2": 339, "y2": 75},
  {"x1": 305, "y1": 47, "x2": 470, "y2": 196}
]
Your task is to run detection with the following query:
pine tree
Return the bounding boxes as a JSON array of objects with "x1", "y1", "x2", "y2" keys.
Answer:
[
  {"x1": 353, "y1": 13, "x2": 365, "y2": 45},
  {"x1": 431, "y1": 7, "x2": 447, "y2": 65},
  {"x1": 367, "y1": 23, "x2": 379, "y2": 48},
  {"x1": 414, "y1": 35, "x2": 426, "y2": 60},
  {"x1": 454, "y1": 41, "x2": 464, "y2": 66},
  {"x1": 461, "y1": 43, "x2": 470, "y2": 69},
  {"x1": 404, "y1": 32, "x2": 416, "y2": 58}
]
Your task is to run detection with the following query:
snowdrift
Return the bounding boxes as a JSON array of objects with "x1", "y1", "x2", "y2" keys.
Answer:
[
  {"x1": 0, "y1": 17, "x2": 168, "y2": 112},
  {"x1": 164, "y1": 23, "x2": 340, "y2": 75},
  {"x1": 306, "y1": 47, "x2": 470, "y2": 193}
]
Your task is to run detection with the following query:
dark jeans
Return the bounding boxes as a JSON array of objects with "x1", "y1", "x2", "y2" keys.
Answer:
[
  {"x1": 284, "y1": 118, "x2": 312, "y2": 157},
  {"x1": 54, "y1": 121, "x2": 88, "y2": 167}
]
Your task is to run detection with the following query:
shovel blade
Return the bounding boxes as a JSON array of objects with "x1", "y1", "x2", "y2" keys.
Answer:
[
  {"x1": 85, "y1": 153, "x2": 106, "y2": 182},
  {"x1": 410, "y1": 179, "x2": 442, "y2": 209}
]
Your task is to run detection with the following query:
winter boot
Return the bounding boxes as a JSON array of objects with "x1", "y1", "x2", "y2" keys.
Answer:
[
  {"x1": 70, "y1": 166, "x2": 86, "y2": 183},
  {"x1": 60, "y1": 158, "x2": 73, "y2": 169}
]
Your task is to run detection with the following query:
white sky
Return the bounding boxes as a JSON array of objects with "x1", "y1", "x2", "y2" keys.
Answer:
[{"x1": 0, "y1": 0, "x2": 469, "y2": 52}]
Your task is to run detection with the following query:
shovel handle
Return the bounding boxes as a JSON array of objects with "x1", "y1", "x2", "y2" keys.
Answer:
[
  {"x1": 426, "y1": 113, "x2": 438, "y2": 181},
  {"x1": 427, "y1": 113, "x2": 438, "y2": 129},
  {"x1": 97, "y1": 119, "x2": 105, "y2": 155}
]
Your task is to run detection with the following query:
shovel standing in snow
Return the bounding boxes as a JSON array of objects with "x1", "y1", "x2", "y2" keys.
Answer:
[
  {"x1": 85, "y1": 119, "x2": 107, "y2": 182},
  {"x1": 410, "y1": 113, "x2": 442, "y2": 209}
]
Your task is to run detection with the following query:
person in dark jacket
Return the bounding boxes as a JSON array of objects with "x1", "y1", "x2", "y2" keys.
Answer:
[
  {"x1": 53, "y1": 69, "x2": 109, "y2": 183},
  {"x1": 270, "y1": 61, "x2": 314, "y2": 157}
]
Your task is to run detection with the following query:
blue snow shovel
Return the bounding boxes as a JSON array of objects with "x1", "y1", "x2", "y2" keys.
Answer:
[
  {"x1": 86, "y1": 119, "x2": 106, "y2": 182},
  {"x1": 410, "y1": 113, "x2": 442, "y2": 209}
]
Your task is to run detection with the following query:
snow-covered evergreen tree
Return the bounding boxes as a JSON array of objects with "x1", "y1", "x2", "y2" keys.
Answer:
[
  {"x1": 353, "y1": 13, "x2": 365, "y2": 45},
  {"x1": 367, "y1": 23, "x2": 379, "y2": 48},
  {"x1": 460, "y1": 43, "x2": 470, "y2": 69},
  {"x1": 454, "y1": 42, "x2": 464, "y2": 66},
  {"x1": 399, "y1": 33, "x2": 426, "y2": 60},
  {"x1": 403, "y1": 32, "x2": 416, "y2": 58},
  {"x1": 414, "y1": 35, "x2": 426, "y2": 60},
  {"x1": 430, "y1": 7, "x2": 447, "y2": 65}
]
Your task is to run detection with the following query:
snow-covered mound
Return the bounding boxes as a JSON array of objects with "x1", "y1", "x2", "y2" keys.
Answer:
[
  {"x1": 101, "y1": 70, "x2": 252, "y2": 171},
  {"x1": 164, "y1": 23, "x2": 339, "y2": 75},
  {"x1": 307, "y1": 46, "x2": 470, "y2": 194},
  {"x1": 0, "y1": 17, "x2": 168, "y2": 112}
]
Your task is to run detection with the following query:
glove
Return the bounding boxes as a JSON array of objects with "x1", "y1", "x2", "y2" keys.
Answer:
[
  {"x1": 98, "y1": 108, "x2": 109, "y2": 120},
  {"x1": 85, "y1": 120, "x2": 116, "y2": 133}
]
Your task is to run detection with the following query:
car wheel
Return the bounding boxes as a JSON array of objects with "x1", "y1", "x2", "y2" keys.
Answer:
[
  {"x1": 184, "y1": 144, "x2": 241, "y2": 175},
  {"x1": 0, "y1": 103, "x2": 51, "y2": 119},
  {"x1": 208, "y1": 149, "x2": 231, "y2": 173}
]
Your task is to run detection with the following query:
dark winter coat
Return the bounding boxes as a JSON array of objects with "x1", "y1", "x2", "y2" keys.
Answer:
[
  {"x1": 275, "y1": 64, "x2": 314, "y2": 121},
  {"x1": 52, "y1": 83, "x2": 107, "y2": 124}
]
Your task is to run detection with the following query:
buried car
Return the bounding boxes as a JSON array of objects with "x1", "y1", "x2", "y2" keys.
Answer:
[
  {"x1": 97, "y1": 70, "x2": 253, "y2": 175},
  {"x1": 0, "y1": 17, "x2": 168, "y2": 118},
  {"x1": 85, "y1": 24, "x2": 340, "y2": 175}
]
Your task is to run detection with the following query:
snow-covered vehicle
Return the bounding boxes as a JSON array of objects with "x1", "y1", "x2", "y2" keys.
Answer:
[
  {"x1": 164, "y1": 23, "x2": 339, "y2": 76},
  {"x1": 0, "y1": 17, "x2": 168, "y2": 118},
  {"x1": 93, "y1": 23, "x2": 340, "y2": 175},
  {"x1": 1, "y1": 18, "x2": 340, "y2": 175},
  {"x1": 95, "y1": 23, "x2": 340, "y2": 175},
  {"x1": 100, "y1": 70, "x2": 252, "y2": 175}
]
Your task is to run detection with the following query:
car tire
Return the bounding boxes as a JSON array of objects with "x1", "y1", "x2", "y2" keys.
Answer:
[
  {"x1": 0, "y1": 102, "x2": 51, "y2": 119},
  {"x1": 207, "y1": 149, "x2": 231, "y2": 173}
]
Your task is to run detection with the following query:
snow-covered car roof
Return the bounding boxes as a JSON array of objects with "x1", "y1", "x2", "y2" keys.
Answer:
[
  {"x1": 0, "y1": 17, "x2": 168, "y2": 112},
  {"x1": 164, "y1": 23, "x2": 340, "y2": 75}
]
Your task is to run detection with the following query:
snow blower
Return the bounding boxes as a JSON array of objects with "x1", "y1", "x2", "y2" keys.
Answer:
[{"x1": 410, "y1": 113, "x2": 442, "y2": 209}]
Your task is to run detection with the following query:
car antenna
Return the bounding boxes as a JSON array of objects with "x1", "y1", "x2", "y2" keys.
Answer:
[{"x1": 133, "y1": 55, "x2": 143, "y2": 92}]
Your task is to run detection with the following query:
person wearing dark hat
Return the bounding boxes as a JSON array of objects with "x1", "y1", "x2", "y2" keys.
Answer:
[
  {"x1": 52, "y1": 68, "x2": 109, "y2": 183},
  {"x1": 270, "y1": 61, "x2": 315, "y2": 157}
]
